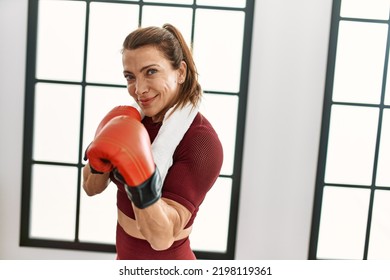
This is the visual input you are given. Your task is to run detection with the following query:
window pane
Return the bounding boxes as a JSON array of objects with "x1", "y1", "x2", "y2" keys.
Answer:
[
  {"x1": 325, "y1": 105, "x2": 379, "y2": 185},
  {"x1": 200, "y1": 93, "x2": 238, "y2": 175},
  {"x1": 86, "y1": 3, "x2": 139, "y2": 85},
  {"x1": 79, "y1": 180, "x2": 117, "y2": 244},
  {"x1": 368, "y1": 190, "x2": 390, "y2": 259},
  {"x1": 30, "y1": 164, "x2": 78, "y2": 241},
  {"x1": 340, "y1": 0, "x2": 390, "y2": 20},
  {"x1": 33, "y1": 83, "x2": 81, "y2": 163},
  {"x1": 83, "y1": 86, "x2": 132, "y2": 160},
  {"x1": 36, "y1": 0, "x2": 86, "y2": 81},
  {"x1": 143, "y1": 0, "x2": 193, "y2": 4},
  {"x1": 142, "y1": 6, "x2": 193, "y2": 45},
  {"x1": 193, "y1": 9, "x2": 245, "y2": 93},
  {"x1": 317, "y1": 186, "x2": 370, "y2": 259},
  {"x1": 333, "y1": 21, "x2": 388, "y2": 104},
  {"x1": 190, "y1": 177, "x2": 232, "y2": 252},
  {"x1": 197, "y1": 0, "x2": 246, "y2": 8},
  {"x1": 376, "y1": 109, "x2": 390, "y2": 187}
]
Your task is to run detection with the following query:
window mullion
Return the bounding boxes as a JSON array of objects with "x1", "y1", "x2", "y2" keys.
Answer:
[
  {"x1": 74, "y1": 0, "x2": 92, "y2": 244},
  {"x1": 363, "y1": 16, "x2": 390, "y2": 259}
]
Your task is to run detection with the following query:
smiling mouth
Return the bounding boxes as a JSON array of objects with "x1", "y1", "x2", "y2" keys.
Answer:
[{"x1": 139, "y1": 95, "x2": 157, "y2": 107}]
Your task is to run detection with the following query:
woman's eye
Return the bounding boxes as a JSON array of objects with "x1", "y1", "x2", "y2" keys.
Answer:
[
  {"x1": 147, "y1": 69, "x2": 157, "y2": 75},
  {"x1": 124, "y1": 74, "x2": 135, "y2": 82}
]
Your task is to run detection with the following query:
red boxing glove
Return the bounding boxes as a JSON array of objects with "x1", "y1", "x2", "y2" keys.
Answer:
[
  {"x1": 94, "y1": 106, "x2": 141, "y2": 137},
  {"x1": 86, "y1": 115, "x2": 162, "y2": 208},
  {"x1": 84, "y1": 106, "x2": 141, "y2": 172}
]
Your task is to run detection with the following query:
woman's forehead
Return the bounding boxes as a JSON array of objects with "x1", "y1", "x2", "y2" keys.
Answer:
[{"x1": 122, "y1": 46, "x2": 169, "y2": 69}]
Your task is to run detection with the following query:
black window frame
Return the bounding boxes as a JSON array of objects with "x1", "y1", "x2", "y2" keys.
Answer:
[
  {"x1": 310, "y1": 0, "x2": 390, "y2": 260},
  {"x1": 20, "y1": 0, "x2": 255, "y2": 260}
]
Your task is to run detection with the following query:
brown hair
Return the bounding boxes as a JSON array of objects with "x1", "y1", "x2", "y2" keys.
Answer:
[{"x1": 122, "y1": 24, "x2": 202, "y2": 111}]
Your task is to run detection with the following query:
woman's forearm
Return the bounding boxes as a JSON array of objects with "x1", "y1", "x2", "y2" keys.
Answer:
[
  {"x1": 132, "y1": 198, "x2": 191, "y2": 251},
  {"x1": 82, "y1": 163, "x2": 110, "y2": 196}
]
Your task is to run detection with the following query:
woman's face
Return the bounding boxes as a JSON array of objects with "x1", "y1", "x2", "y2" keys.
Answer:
[{"x1": 122, "y1": 45, "x2": 186, "y2": 122}]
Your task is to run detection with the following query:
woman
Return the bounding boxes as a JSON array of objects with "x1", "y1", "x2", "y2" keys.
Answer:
[{"x1": 83, "y1": 24, "x2": 223, "y2": 260}]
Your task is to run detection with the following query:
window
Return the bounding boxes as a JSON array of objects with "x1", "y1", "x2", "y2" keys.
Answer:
[
  {"x1": 310, "y1": 0, "x2": 390, "y2": 259},
  {"x1": 21, "y1": 0, "x2": 254, "y2": 259}
]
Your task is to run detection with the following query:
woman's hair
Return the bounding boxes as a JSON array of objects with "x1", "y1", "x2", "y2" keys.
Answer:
[{"x1": 122, "y1": 24, "x2": 202, "y2": 110}]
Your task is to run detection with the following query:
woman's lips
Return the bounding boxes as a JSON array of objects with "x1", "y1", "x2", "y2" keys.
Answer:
[{"x1": 139, "y1": 95, "x2": 157, "y2": 107}]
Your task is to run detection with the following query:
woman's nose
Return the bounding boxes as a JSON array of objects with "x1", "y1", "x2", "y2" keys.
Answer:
[{"x1": 134, "y1": 78, "x2": 148, "y2": 96}]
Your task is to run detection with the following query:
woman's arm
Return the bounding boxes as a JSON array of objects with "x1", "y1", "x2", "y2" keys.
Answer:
[
  {"x1": 131, "y1": 121, "x2": 223, "y2": 251},
  {"x1": 132, "y1": 198, "x2": 191, "y2": 251},
  {"x1": 82, "y1": 163, "x2": 111, "y2": 196}
]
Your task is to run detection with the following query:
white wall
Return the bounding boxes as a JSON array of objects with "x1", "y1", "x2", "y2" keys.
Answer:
[
  {"x1": 0, "y1": 0, "x2": 332, "y2": 259},
  {"x1": 236, "y1": 0, "x2": 333, "y2": 259}
]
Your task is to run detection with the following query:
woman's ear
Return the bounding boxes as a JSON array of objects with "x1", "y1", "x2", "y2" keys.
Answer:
[{"x1": 178, "y1": 60, "x2": 187, "y2": 84}]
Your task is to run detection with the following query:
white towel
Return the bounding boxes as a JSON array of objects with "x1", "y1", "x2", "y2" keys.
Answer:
[{"x1": 132, "y1": 103, "x2": 199, "y2": 182}]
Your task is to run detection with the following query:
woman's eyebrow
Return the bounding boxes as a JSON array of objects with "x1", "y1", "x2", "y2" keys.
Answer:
[
  {"x1": 123, "y1": 64, "x2": 159, "y2": 75},
  {"x1": 140, "y1": 64, "x2": 159, "y2": 73}
]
